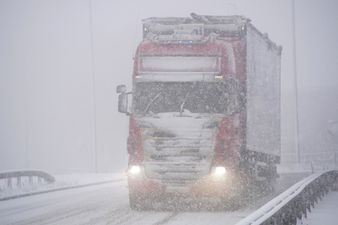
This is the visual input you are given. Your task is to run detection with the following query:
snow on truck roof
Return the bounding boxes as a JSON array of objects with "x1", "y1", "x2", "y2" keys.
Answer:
[
  {"x1": 143, "y1": 13, "x2": 248, "y2": 25},
  {"x1": 142, "y1": 13, "x2": 281, "y2": 52}
]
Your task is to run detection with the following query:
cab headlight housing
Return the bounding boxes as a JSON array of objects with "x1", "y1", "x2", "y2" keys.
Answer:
[
  {"x1": 211, "y1": 166, "x2": 227, "y2": 178},
  {"x1": 128, "y1": 165, "x2": 141, "y2": 176}
]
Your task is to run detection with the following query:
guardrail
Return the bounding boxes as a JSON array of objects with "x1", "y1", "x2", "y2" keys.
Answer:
[
  {"x1": 236, "y1": 170, "x2": 338, "y2": 225},
  {"x1": 0, "y1": 170, "x2": 55, "y2": 189}
]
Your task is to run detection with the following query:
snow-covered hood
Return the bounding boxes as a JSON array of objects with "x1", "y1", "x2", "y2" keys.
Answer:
[{"x1": 135, "y1": 112, "x2": 223, "y2": 183}]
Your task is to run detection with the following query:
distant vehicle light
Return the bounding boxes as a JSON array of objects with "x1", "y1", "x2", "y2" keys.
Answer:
[
  {"x1": 211, "y1": 166, "x2": 227, "y2": 177},
  {"x1": 129, "y1": 165, "x2": 141, "y2": 175}
]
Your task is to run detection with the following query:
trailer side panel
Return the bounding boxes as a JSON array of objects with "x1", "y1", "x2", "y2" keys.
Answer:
[{"x1": 245, "y1": 24, "x2": 281, "y2": 158}]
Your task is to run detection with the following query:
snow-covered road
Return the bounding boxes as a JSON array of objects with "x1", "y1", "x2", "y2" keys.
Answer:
[
  {"x1": 0, "y1": 173, "x2": 307, "y2": 225},
  {"x1": 297, "y1": 190, "x2": 338, "y2": 225}
]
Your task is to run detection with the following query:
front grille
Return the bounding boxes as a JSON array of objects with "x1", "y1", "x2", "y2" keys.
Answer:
[{"x1": 143, "y1": 131, "x2": 214, "y2": 184}]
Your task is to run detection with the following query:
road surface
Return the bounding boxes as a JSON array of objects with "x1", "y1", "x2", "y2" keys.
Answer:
[
  {"x1": 297, "y1": 190, "x2": 338, "y2": 225},
  {"x1": 0, "y1": 173, "x2": 306, "y2": 225}
]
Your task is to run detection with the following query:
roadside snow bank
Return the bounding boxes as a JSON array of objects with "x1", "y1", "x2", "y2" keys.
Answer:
[{"x1": 0, "y1": 173, "x2": 125, "y2": 201}]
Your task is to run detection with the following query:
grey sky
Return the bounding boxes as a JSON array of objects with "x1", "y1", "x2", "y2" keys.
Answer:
[{"x1": 0, "y1": 0, "x2": 337, "y2": 173}]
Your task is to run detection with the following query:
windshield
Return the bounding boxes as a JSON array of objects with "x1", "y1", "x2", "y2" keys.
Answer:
[{"x1": 133, "y1": 81, "x2": 239, "y2": 115}]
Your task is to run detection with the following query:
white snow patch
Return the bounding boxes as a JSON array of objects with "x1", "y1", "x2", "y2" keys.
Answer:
[
  {"x1": 0, "y1": 173, "x2": 125, "y2": 200},
  {"x1": 297, "y1": 191, "x2": 338, "y2": 225}
]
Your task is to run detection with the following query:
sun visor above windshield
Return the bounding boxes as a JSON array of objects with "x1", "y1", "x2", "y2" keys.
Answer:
[
  {"x1": 134, "y1": 72, "x2": 223, "y2": 82},
  {"x1": 135, "y1": 56, "x2": 222, "y2": 82},
  {"x1": 140, "y1": 56, "x2": 219, "y2": 72}
]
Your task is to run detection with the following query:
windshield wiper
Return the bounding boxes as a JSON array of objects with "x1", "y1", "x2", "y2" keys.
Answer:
[
  {"x1": 144, "y1": 91, "x2": 162, "y2": 114},
  {"x1": 179, "y1": 83, "x2": 196, "y2": 115}
]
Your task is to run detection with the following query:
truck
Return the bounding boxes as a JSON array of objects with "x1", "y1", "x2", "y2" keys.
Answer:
[{"x1": 117, "y1": 13, "x2": 282, "y2": 210}]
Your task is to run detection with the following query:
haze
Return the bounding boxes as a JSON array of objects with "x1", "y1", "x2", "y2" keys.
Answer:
[{"x1": 1, "y1": 0, "x2": 337, "y2": 173}]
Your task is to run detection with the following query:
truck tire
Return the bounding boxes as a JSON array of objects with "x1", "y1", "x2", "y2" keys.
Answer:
[
  {"x1": 219, "y1": 177, "x2": 247, "y2": 211},
  {"x1": 129, "y1": 190, "x2": 152, "y2": 210},
  {"x1": 129, "y1": 191, "x2": 144, "y2": 210},
  {"x1": 217, "y1": 194, "x2": 243, "y2": 211}
]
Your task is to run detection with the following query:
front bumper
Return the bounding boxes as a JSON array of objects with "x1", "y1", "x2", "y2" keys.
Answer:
[{"x1": 127, "y1": 170, "x2": 238, "y2": 198}]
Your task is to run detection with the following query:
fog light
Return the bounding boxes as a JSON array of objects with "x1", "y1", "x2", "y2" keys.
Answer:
[
  {"x1": 211, "y1": 166, "x2": 227, "y2": 177},
  {"x1": 129, "y1": 165, "x2": 141, "y2": 175}
]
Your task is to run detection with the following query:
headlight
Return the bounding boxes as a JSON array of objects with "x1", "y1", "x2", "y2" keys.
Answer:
[
  {"x1": 128, "y1": 165, "x2": 141, "y2": 175},
  {"x1": 211, "y1": 166, "x2": 227, "y2": 178}
]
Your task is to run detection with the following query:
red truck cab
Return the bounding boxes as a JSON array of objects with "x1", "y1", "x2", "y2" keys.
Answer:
[{"x1": 117, "y1": 14, "x2": 281, "y2": 210}]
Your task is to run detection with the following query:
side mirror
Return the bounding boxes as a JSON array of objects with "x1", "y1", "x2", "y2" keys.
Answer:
[
  {"x1": 116, "y1": 84, "x2": 130, "y2": 115},
  {"x1": 118, "y1": 93, "x2": 128, "y2": 114},
  {"x1": 116, "y1": 84, "x2": 126, "y2": 94}
]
